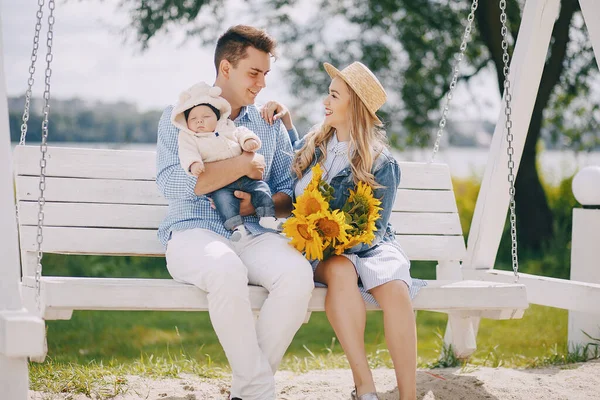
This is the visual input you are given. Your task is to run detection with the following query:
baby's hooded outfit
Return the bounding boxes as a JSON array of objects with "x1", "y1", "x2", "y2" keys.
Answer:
[{"x1": 171, "y1": 82, "x2": 261, "y2": 175}]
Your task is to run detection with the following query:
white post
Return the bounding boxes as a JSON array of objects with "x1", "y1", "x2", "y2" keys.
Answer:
[
  {"x1": 0, "y1": 9, "x2": 46, "y2": 399},
  {"x1": 579, "y1": 0, "x2": 600, "y2": 67},
  {"x1": 463, "y1": 0, "x2": 561, "y2": 270},
  {"x1": 568, "y1": 167, "x2": 600, "y2": 353}
]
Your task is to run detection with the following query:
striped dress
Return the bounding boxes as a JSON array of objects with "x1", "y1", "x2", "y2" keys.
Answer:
[{"x1": 294, "y1": 134, "x2": 426, "y2": 304}]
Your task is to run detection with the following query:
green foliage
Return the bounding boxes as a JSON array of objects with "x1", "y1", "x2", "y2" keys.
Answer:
[
  {"x1": 545, "y1": 14, "x2": 600, "y2": 150},
  {"x1": 122, "y1": 0, "x2": 221, "y2": 49}
]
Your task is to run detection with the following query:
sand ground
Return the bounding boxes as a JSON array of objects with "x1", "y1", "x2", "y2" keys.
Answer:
[{"x1": 28, "y1": 360, "x2": 600, "y2": 400}]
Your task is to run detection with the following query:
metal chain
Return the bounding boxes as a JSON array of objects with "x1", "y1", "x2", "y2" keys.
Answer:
[
  {"x1": 20, "y1": 0, "x2": 46, "y2": 146},
  {"x1": 35, "y1": 0, "x2": 55, "y2": 311},
  {"x1": 431, "y1": 0, "x2": 479, "y2": 162},
  {"x1": 500, "y1": 0, "x2": 519, "y2": 282}
]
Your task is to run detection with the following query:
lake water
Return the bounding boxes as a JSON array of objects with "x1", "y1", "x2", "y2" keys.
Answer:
[{"x1": 12, "y1": 142, "x2": 600, "y2": 185}]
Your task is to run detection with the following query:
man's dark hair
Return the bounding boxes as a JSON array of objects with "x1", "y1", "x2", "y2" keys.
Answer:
[
  {"x1": 214, "y1": 25, "x2": 277, "y2": 74},
  {"x1": 184, "y1": 103, "x2": 221, "y2": 122}
]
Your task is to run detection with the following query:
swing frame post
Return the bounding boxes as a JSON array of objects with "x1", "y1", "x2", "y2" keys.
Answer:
[
  {"x1": 463, "y1": 0, "x2": 600, "y2": 317},
  {"x1": 0, "y1": 12, "x2": 46, "y2": 398},
  {"x1": 463, "y1": 0, "x2": 561, "y2": 272}
]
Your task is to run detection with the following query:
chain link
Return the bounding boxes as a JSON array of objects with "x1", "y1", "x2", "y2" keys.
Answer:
[
  {"x1": 35, "y1": 0, "x2": 55, "y2": 312},
  {"x1": 431, "y1": 0, "x2": 479, "y2": 162},
  {"x1": 19, "y1": 0, "x2": 46, "y2": 146},
  {"x1": 499, "y1": 0, "x2": 519, "y2": 282}
]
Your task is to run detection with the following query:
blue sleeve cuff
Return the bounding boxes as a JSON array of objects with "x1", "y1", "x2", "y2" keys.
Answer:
[{"x1": 287, "y1": 126, "x2": 299, "y2": 146}]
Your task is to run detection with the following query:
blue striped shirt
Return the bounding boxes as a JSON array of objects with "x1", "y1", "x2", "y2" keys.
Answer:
[
  {"x1": 294, "y1": 134, "x2": 351, "y2": 198},
  {"x1": 156, "y1": 104, "x2": 298, "y2": 247}
]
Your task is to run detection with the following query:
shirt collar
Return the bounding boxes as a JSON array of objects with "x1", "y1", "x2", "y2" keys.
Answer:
[{"x1": 234, "y1": 105, "x2": 256, "y2": 123}]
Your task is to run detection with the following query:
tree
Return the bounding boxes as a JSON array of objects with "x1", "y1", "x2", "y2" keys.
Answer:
[{"x1": 121, "y1": 0, "x2": 599, "y2": 253}]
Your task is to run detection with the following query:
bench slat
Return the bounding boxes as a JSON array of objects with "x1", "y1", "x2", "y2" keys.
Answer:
[
  {"x1": 393, "y1": 189, "x2": 458, "y2": 213},
  {"x1": 21, "y1": 276, "x2": 527, "y2": 315},
  {"x1": 16, "y1": 176, "x2": 166, "y2": 205},
  {"x1": 17, "y1": 176, "x2": 458, "y2": 212},
  {"x1": 19, "y1": 226, "x2": 466, "y2": 261},
  {"x1": 18, "y1": 201, "x2": 462, "y2": 235},
  {"x1": 14, "y1": 146, "x2": 453, "y2": 190},
  {"x1": 14, "y1": 146, "x2": 158, "y2": 181}
]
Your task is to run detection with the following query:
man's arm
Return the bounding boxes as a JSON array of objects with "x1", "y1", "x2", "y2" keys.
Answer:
[{"x1": 194, "y1": 151, "x2": 265, "y2": 196}]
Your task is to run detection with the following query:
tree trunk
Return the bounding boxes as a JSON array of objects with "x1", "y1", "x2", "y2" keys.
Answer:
[{"x1": 476, "y1": 0, "x2": 577, "y2": 252}]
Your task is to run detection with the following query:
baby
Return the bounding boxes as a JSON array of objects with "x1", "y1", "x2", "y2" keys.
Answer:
[{"x1": 171, "y1": 82, "x2": 282, "y2": 242}]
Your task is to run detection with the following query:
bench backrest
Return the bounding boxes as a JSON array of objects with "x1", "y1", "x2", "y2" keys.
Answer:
[{"x1": 13, "y1": 146, "x2": 466, "y2": 276}]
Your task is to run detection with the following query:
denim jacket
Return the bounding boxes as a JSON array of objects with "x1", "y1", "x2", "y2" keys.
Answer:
[{"x1": 292, "y1": 137, "x2": 401, "y2": 255}]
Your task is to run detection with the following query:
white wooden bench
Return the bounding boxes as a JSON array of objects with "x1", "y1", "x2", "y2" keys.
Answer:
[{"x1": 13, "y1": 146, "x2": 528, "y2": 358}]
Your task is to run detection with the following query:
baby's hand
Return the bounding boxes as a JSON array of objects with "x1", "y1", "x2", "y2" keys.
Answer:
[
  {"x1": 243, "y1": 139, "x2": 260, "y2": 152},
  {"x1": 190, "y1": 162, "x2": 204, "y2": 177}
]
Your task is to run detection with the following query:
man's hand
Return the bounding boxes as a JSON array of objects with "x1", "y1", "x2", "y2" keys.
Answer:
[
  {"x1": 234, "y1": 190, "x2": 255, "y2": 216},
  {"x1": 242, "y1": 138, "x2": 260, "y2": 152},
  {"x1": 242, "y1": 151, "x2": 265, "y2": 180},
  {"x1": 260, "y1": 101, "x2": 293, "y2": 130}
]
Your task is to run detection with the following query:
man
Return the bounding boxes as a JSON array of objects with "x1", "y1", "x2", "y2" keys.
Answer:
[{"x1": 156, "y1": 25, "x2": 314, "y2": 400}]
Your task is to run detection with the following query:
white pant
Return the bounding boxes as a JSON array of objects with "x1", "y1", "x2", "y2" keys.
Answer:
[{"x1": 165, "y1": 229, "x2": 314, "y2": 400}]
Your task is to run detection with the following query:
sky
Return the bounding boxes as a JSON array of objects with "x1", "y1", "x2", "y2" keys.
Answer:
[
  {"x1": 1, "y1": 0, "x2": 298, "y2": 111},
  {"x1": 1, "y1": 0, "x2": 502, "y2": 123}
]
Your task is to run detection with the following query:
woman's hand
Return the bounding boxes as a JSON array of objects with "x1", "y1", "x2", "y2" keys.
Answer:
[{"x1": 260, "y1": 101, "x2": 293, "y2": 130}]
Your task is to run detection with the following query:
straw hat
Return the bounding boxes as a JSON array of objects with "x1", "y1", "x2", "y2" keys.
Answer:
[{"x1": 324, "y1": 61, "x2": 387, "y2": 124}]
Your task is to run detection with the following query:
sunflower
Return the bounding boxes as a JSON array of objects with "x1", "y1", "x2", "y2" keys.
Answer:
[
  {"x1": 293, "y1": 185, "x2": 329, "y2": 217},
  {"x1": 282, "y1": 215, "x2": 324, "y2": 261},
  {"x1": 338, "y1": 181, "x2": 382, "y2": 249},
  {"x1": 348, "y1": 181, "x2": 383, "y2": 216},
  {"x1": 335, "y1": 237, "x2": 360, "y2": 255},
  {"x1": 310, "y1": 209, "x2": 352, "y2": 251},
  {"x1": 305, "y1": 163, "x2": 324, "y2": 192}
]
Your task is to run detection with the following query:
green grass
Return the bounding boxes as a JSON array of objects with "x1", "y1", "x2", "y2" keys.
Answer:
[{"x1": 38, "y1": 303, "x2": 574, "y2": 369}]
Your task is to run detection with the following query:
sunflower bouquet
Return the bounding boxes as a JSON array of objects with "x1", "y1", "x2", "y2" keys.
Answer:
[{"x1": 282, "y1": 163, "x2": 382, "y2": 261}]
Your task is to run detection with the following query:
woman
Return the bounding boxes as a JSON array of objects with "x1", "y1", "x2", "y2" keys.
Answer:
[{"x1": 262, "y1": 62, "x2": 423, "y2": 400}]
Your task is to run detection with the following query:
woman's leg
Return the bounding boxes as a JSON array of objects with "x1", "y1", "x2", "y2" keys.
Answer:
[
  {"x1": 370, "y1": 281, "x2": 417, "y2": 400},
  {"x1": 315, "y1": 256, "x2": 376, "y2": 396}
]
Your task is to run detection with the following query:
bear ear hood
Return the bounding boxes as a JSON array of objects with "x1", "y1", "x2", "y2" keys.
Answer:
[{"x1": 171, "y1": 82, "x2": 232, "y2": 133}]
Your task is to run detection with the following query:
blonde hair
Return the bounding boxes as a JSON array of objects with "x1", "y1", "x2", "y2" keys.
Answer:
[{"x1": 292, "y1": 82, "x2": 388, "y2": 188}]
